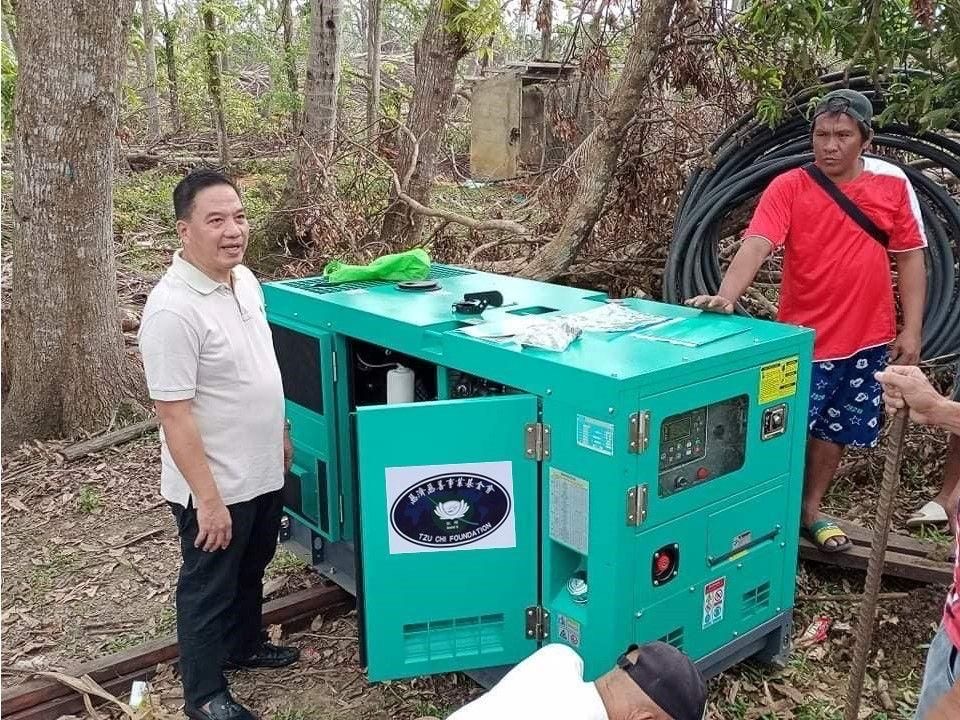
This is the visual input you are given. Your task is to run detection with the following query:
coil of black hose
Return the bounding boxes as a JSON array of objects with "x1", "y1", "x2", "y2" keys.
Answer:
[{"x1": 664, "y1": 70, "x2": 960, "y2": 363}]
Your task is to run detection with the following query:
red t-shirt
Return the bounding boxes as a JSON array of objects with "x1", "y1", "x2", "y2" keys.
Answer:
[
  {"x1": 744, "y1": 158, "x2": 926, "y2": 361},
  {"x1": 946, "y1": 511, "x2": 960, "y2": 650}
]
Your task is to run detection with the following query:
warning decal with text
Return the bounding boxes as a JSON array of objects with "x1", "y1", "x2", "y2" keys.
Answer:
[
  {"x1": 759, "y1": 356, "x2": 799, "y2": 404},
  {"x1": 702, "y1": 577, "x2": 726, "y2": 629}
]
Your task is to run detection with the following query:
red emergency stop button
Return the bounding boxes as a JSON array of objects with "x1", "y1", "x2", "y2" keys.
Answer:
[{"x1": 696, "y1": 467, "x2": 709, "y2": 480}]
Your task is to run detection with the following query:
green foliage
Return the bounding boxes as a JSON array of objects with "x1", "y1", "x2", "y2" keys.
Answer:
[
  {"x1": 737, "y1": 0, "x2": 960, "y2": 130},
  {"x1": 266, "y1": 548, "x2": 308, "y2": 576},
  {"x1": 114, "y1": 171, "x2": 181, "y2": 236},
  {"x1": 1, "y1": 41, "x2": 15, "y2": 140},
  {"x1": 444, "y1": 0, "x2": 503, "y2": 47},
  {"x1": 77, "y1": 486, "x2": 102, "y2": 514}
]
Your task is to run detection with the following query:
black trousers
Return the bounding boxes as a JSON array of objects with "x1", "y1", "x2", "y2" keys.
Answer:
[{"x1": 169, "y1": 490, "x2": 283, "y2": 706}]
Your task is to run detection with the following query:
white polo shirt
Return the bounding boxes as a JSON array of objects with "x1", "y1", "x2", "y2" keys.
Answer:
[
  {"x1": 138, "y1": 251, "x2": 285, "y2": 507},
  {"x1": 446, "y1": 644, "x2": 608, "y2": 720}
]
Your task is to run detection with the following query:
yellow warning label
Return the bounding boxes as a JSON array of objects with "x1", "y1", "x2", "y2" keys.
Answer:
[{"x1": 759, "y1": 357, "x2": 799, "y2": 404}]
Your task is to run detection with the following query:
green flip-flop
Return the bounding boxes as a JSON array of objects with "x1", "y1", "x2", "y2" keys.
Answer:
[{"x1": 803, "y1": 518, "x2": 852, "y2": 553}]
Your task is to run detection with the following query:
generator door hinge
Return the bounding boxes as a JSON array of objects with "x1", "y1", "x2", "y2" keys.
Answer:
[
  {"x1": 626, "y1": 484, "x2": 649, "y2": 526},
  {"x1": 524, "y1": 422, "x2": 551, "y2": 461},
  {"x1": 331, "y1": 350, "x2": 338, "y2": 383},
  {"x1": 525, "y1": 605, "x2": 550, "y2": 640},
  {"x1": 628, "y1": 411, "x2": 651, "y2": 454}
]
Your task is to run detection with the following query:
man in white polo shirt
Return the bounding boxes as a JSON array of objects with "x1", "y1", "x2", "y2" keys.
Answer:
[{"x1": 138, "y1": 169, "x2": 296, "y2": 720}]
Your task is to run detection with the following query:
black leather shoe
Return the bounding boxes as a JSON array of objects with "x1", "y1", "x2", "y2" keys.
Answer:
[
  {"x1": 185, "y1": 690, "x2": 257, "y2": 720},
  {"x1": 224, "y1": 642, "x2": 300, "y2": 669}
]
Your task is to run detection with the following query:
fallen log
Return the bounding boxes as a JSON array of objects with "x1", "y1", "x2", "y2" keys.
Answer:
[
  {"x1": 59, "y1": 418, "x2": 160, "y2": 461},
  {"x1": 125, "y1": 152, "x2": 216, "y2": 170}
]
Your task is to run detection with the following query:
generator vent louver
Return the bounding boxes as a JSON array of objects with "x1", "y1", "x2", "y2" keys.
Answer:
[
  {"x1": 742, "y1": 582, "x2": 771, "y2": 618},
  {"x1": 658, "y1": 626, "x2": 684, "y2": 651},
  {"x1": 402, "y1": 613, "x2": 505, "y2": 664},
  {"x1": 286, "y1": 264, "x2": 474, "y2": 296}
]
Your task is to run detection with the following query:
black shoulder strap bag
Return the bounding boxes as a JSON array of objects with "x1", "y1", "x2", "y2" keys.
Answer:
[{"x1": 802, "y1": 162, "x2": 889, "y2": 248}]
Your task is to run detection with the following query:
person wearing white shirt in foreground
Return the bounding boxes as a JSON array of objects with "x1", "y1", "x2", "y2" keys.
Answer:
[{"x1": 444, "y1": 640, "x2": 707, "y2": 720}]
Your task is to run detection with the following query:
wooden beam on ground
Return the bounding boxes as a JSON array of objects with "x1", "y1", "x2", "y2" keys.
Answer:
[
  {"x1": 0, "y1": 584, "x2": 352, "y2": 720},
  {"x1": 59, "y1": 418, "x2": 159, "y2": 461},
  {"x1": 799, "y1": 518, "x2": 953, "y2": 586}
]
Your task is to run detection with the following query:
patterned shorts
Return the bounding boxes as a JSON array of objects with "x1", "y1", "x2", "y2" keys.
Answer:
[{"x1": 808, "y1": 345, "x2": 888, "y2": 448}]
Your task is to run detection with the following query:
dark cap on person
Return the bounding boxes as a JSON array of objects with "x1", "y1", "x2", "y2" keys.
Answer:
[
  {"x1": 616, "y1": 641, "x2": 707, "y2": 720},
  {"x1": 812, "y1": 88, "x2": 873, "y2": 128}
]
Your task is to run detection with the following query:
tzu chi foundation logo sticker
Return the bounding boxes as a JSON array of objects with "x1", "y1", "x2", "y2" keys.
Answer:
[{"x1": 385, "y1": 461, "x2": 517, "y2": 554}]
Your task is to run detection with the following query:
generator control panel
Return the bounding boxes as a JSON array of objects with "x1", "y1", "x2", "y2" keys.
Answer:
[{"x1": 658, "y1": 395, "x2": 747, "y2": 496}]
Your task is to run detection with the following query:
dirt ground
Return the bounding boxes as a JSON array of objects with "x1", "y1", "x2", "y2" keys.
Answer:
[{"x1": 1, "y1": 416, "x2": 954, "y2": 720}]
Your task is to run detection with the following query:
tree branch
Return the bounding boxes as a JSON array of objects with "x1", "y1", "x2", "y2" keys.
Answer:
[
  {"x1": 344, "y1": 137, "x2": 534, "y2": 237},
  {"x1": 843, "y1": 0, "x2": 881, "y2": 85}
]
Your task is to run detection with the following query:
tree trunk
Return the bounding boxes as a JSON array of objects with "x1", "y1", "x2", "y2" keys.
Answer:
[
  {"x1": 160, "y1": 0, "x2": 182, "y2": 133},
  {"x1": 355, "y1": 0, "x2": 366, "y2": 47},
  {"x1": 8, "y1": 0, "x2": 135, "y2": 439},
  {"x1": 202, "y1": 7, "x2": 229, "y2": 167},
  {"x1": 365, "y1": 0, "x2": 381, "y2": 143},
  {"x1": 141, "y1": 0, "x2": 161, "y2": 143},
  {"x1": 520, "y1": 0, "x2": 675, "y2": 281},
  {"x1": 218, "y1": 13, "x2": 229, "y2": 74},
  {"x1": 537, "y1": 0, "x2": 552, "y2": 60},
  {"x1": 301, "y1": 0, "x2": 340, "y2": 150},
  {"x1": 284, "y1": 0, "x2": 342, "y2": 243},
  {"x1": 280, "y1": 0, "x2": 298, "y2": 129},
  {"x1": 378, "y1": 0, "x2": 470, "y2": 246}
]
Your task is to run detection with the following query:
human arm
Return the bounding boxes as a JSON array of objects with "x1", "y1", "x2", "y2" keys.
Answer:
[
  {"x1": 873, "y1": 365, "x2": 960, "y2": 434},
  {"x1": 890, "y1": 249, "x2": 925, "y2": 365},
  {"x1": 686, "y1": 173, "x2": 791, "y2": 314},
  {"x1": 283, "y1": 420, "x2": 293, "y2": 473},
  {"x1": 927, "y1": 682, "x2": 960, "y2": 720},
  {"x1": 155, "y1": 400, "x2": 233, "y2": 551},
  {"x1": 947, "y1": 482, "x2": 960, "y2": 536},
  {"x1": 685, "y1": 236, "x2": 773, "y2": 313}
]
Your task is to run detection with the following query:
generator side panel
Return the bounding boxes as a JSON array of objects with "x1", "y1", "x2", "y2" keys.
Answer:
[
  {"x1": 268, "y1": 319, "x2": 342, "y2": 543},
  {"x1": 630, "y1": 345, "x2": 812, "y2": 671},
  {"x1": 541, "y1": 341, "x2": 813, "y2": 679}
]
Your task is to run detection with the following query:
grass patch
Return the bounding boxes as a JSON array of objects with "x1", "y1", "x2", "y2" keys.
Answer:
[
  {"x1": 411, "y1": 701, "x2": 447, "y2": 718},
  {"x1": 99, "y1": 606, "x2": 178, "y2": 654},
  {"x1": 101, "y1": 632, "x2": 143, "y2": 654},
  {"x1": 152, "y1": 605, "x2": 177, "y2": 636},
  {"x1": 791, "y1": 702, "x2": 843, "y2": 720},
  {"x1": 77, "y1": 485, "x2": 102, "y2": 514},
  {"x1": 911, "y1": 523, "x2": 952, "y2": 546},
  {"x1": 266, "y1": 547, "x2": 308, "y2": 577},
  {"x1": 26, "y1": 546, "x2": 74, "y2": 600}
]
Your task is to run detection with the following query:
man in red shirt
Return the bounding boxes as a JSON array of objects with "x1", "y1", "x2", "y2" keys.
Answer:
[
  {"x1": 875, "y1": 365, "x2": 960, "y2": 720},
  {"x1": 688, "y1": 89, "x2": 927, "y2": 551}
]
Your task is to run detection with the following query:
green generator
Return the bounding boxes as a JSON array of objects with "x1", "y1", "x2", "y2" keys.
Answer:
[{"x1": 262, "y1": 265, "x2": 813, "y2": 685}]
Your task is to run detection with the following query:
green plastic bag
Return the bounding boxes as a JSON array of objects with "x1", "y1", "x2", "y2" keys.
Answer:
[{"x1": 322, "y1": 248, "x2": 431, "y2": 284}]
